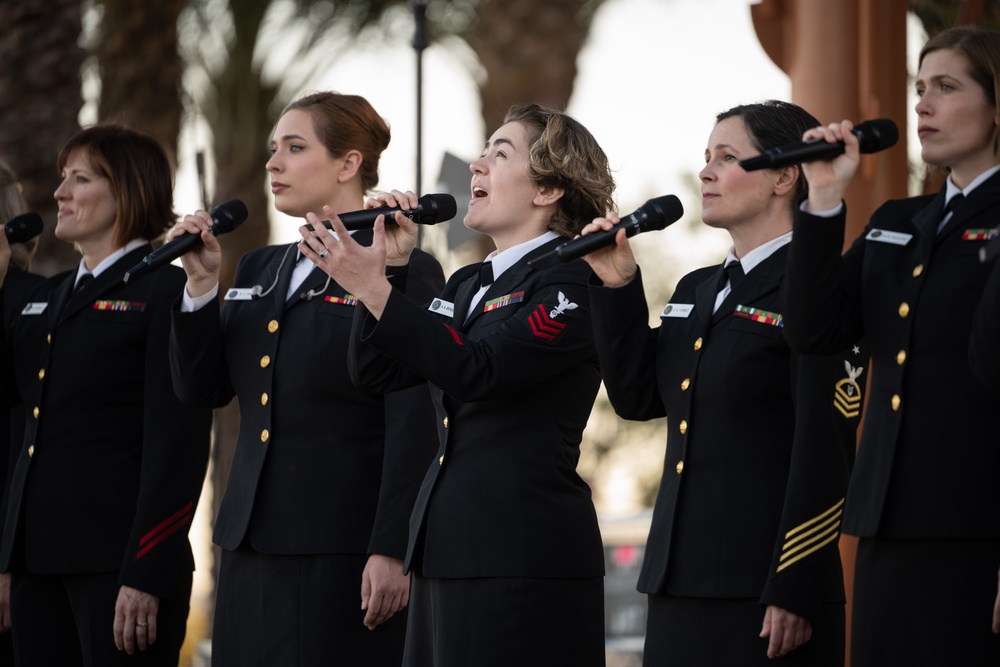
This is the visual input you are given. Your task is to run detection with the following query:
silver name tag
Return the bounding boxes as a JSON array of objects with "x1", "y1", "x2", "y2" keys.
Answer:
[
  {"x1": 224, "y1": 288, "x2": 255, "y2": 301},
  {"x1": 865, "y1": 229, "x2": 912, "y2": 246},
  {"x1": 661, "y1": 303, "x2": 694, "y2": 319},
  {"x1": 428, "y1": 298, "x2": 455, "y2": 318},
  {"x1": 21, "y1": 302, "x2": 47, "y2": 315}
]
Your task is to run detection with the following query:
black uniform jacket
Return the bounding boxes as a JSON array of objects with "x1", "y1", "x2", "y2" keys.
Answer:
[
  {"x1": 970, "y1": 238, "x2": 1000, "y2": 389},
  {"x1": 348, "y1": 237, "x2": 605, "y2": 580},
  {"x1": 170, "y1": 232, "x2": 443, "y2": 559},
  {"x1": 591, "y1": 246, "x2": 863, "y2": 623},
  {"x1": 784, "y1": 175, "x2": 1000, "y2": 539},
  {"x1": 0, "y1": 269, "x2": 44, "y2": 551},
  {"x1": 0, "y1": 247, "x2": 212, "y2": 598}
]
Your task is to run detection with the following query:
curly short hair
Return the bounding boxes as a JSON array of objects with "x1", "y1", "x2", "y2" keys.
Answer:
[{"x1": 502, "y1": 104, "x2": 616, "y2": 238}]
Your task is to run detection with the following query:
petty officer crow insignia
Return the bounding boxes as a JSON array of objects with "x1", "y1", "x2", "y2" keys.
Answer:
[
  {"x1": 834, "y1": 359, "x2": 865, "y2": 419},
  {"x1": 529, "y1": 290, "x2": 581, "y2": 343}
]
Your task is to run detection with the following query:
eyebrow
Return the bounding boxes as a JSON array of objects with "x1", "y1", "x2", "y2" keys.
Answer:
[
  {"x1": 484, "y1": 137, "x2": 517, "y2": 150},
  {"x1": 916, "y1": 73, "x2": 959, "y2": 86},
  {"x1": 705, "y1": 143, "x2": 741, "y2": 156},
  {"x1": 272, "y1": 133, "x2": 307, "y2": 144}
]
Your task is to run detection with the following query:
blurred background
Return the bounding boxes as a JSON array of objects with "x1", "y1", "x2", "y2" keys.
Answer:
[{"x1": 1, "y1": 0, "x2": 993, "y2": 663}]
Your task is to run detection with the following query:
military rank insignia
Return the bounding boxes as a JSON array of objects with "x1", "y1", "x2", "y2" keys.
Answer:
[
  {"x1": 93, "y1": 300, "x2": 146, "y2": 312},
  {"x1": 834, "y1": 360, "x2": 865, "y2": 418},
  {"x1": 528, "y1": 291, "x2": 578, "y2": 342}
]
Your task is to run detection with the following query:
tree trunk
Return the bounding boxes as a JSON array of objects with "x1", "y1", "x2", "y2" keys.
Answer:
[
  {"x1": 471, "y1": 0, "x2": 595, "y2": 135},
  {"x1": 0, "y1": 0, "x2": 85, "y2": 277},
  {"x1": 95, "y1": 0, "x2": 186, "y2": 169}
]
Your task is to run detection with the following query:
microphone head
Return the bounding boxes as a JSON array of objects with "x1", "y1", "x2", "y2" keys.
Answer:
[
  {"x1": 853, "y1": 119, "x2": 899, "y2": 154},
  {"x1": 637, "y1": 194, "x2": 684, "y2": 231},
  {"x1": 4, "y1": 212, "x2": 44, "y2": 244},
  {"x1": 210, "y1": 199, "x2": 249, "y2": 234},
  {"x1": 415, "y1": 193, "x2": 458, "y2": 224}
]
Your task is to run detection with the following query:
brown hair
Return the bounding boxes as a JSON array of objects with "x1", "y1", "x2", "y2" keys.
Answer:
[
  {"x1": 58, "y1": 124, "x2": 175, "y2": 247},
  {"x1": 920, "y1": 25, "x2": 1000, "y2": 162},
  {"x1": 0, "y1": 157, "x2": 37, "y2": 271},
  {"x1": 279, "y1": 92, "x2": 391, "y2": 193},
  {"x1": 502, "y1": 104, "x2": 616, "y2": 238}
]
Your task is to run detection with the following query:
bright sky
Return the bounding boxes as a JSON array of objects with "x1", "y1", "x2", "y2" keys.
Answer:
[{"x1": 173, "y1": 0, "x2": 789, "y2": 264}]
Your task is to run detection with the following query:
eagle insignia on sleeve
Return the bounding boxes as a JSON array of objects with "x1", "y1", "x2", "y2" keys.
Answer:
[
  {"x1": 549, "y1": 291, "x2": 578, "y2": 319},
  {"x1": 833, "y1": 360, "x2": 865, "y2": 418}
]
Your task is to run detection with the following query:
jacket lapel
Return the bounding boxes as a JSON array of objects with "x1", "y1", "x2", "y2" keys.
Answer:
[
  {"x1": 693, "y1": 265, "x2": 723, "y2": 333},
  {"x1": 268, "y1": 245, "x2": 297, "y2": 314},
  {"x1": 453, "y1": 268, "x2": 483, "y2": 328}
]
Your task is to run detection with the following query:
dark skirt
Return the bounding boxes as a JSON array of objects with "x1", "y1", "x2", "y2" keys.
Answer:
[
  {"x1": 212, "y1": 549, "x2": 407, "y2": 667},
  {"x1": 851, "y1": 537, "x2": 1000, "y2": 667},
  {"x1": 643, "y1": 594, "x2": 844, "y2": 666},
  {"x1": 403, "y1": 574, "x2": 605, "y2": 667},
  {"x1": 10, "y1": 569, "x2": 191, "y2": 666}
]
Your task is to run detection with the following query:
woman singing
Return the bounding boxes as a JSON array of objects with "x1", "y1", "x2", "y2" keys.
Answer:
[{"x1": 300, "y1": 103, "x2": 616, "y2": 667}]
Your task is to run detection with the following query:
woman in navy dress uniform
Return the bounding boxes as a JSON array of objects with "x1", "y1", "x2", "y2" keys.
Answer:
[
  {"x1": 169, "y1": 92, "x2": 443, "y2": 666},
  {"x1": 581, "y1": 101, "x2": 863, "y2": 665},
  {"x1": 299, "y1": 103, "x2": 616, "y2": 667},
  {"x1": 0, "y1": 156, "x2": 42, "y2": 665},
  {"x1": 785, "y1": 25, "x2": 1000, "y2": 666},
  {"x1": 0, "y1": 125, "x2": 212, "y2": 666}
]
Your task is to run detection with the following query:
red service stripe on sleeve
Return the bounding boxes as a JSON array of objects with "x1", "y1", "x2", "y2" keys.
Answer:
[
  {"x1": 136, "y1": 515, "x2": 192, "y2": 560},
  {"x1": 140, "y1": 502, "x2": 193, "y2": 546},
  {"x1": 528, "y1": 305, "x2": 567, "y2": 340},
  {"x1": 442, "y1": 323, "x2": 464, "y2": 346}
]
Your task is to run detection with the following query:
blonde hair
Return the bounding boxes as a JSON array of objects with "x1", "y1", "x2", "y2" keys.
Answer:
[{"x1": 0, "y1": 157, "x2": 36, "y2": 271}]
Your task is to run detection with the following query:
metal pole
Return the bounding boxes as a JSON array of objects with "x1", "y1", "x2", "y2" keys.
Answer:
[{"x1": 412, "y1": 0, "x2": 428, "y2": 246}]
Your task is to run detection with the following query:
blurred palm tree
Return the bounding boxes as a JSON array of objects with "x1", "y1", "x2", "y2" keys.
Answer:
[{"x1": 0, "y1": 0, "x2": 85, "y2": 276}]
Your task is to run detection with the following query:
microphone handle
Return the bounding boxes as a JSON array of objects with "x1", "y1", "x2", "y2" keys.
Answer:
[{"x1": 555, "y1": 214, "x2": 645, "y2": 261}]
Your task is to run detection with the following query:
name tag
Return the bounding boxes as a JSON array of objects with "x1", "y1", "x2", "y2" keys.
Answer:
[
  {"x1": 21, "y1": 302, "x2": 47, "y2": 315},
  {"x1": 428, "y1": 298, "x2": 455, "y2": 318},
  {"x1": 224, "y1": 288, "x2": 255, "y2": 301},
  {"x1": 865, "y1": 229, "x2": 912, "y2": 246},
  {"x1": 660, "y1": 303, "x2": 694, "y2": 319}
]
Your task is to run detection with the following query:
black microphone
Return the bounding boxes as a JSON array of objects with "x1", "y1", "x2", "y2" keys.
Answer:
[
  {"x1": 304, "y1": 193, "x2": 457, "y2": 233},
  {"x1": 123, "y1": 199, "x2": 248, "y2": 283},
  {"x1": 739, "y1": 119, "x2": 899, "y2": 172},
  {"x1": 528, "y1": 195, "x2": 684, "y2": 270},
  {"x1": 4, "y1": 212, "x2": 43, "y2": 244}
]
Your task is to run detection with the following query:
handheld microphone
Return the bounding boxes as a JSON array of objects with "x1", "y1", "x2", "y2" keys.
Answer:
[
  {"x1": 123, "y1": 199, "x2": 248, "y2": 283},
  {"x1": 4, "y1": 212, "x2": 43, "y2": 244},
  {"x1": 304, "y1": 193, "x2": 457, "y2": 233},
  {"x1": 528, "y1": 195, "x2": 684, "y2": 270},
  {"x1": 739, "y1": 119, "x2": 899, "y2": 172}
]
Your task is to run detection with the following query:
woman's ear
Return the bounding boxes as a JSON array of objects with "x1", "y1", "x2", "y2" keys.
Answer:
[
  {"x1": 338, "y1": 150, "x2": 363, "y2": 183},
  {"x1": 533, "y1": 185, "x2": 565, "y2": 208},
  {"x1": 773, "y1": 165, "x2": 799, "y2": 197}
]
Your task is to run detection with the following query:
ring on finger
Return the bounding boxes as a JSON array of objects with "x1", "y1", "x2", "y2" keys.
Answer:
[
  {"x1": 136, "y1": 620, "x2": 148, "y2": 628},
  {"x1": 319, "y1": 249, "x2": 330, "y2": 259}
]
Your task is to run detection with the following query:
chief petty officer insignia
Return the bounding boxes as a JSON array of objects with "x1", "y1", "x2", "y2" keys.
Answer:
[{"x1": 833, "y1": 359, "x2": 865, "y2": 419}]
